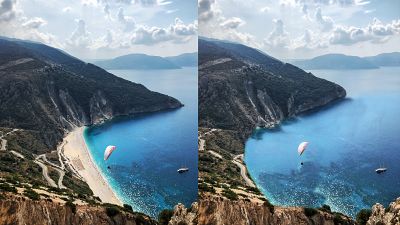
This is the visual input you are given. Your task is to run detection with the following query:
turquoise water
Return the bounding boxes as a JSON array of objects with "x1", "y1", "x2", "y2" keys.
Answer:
[
  {"x1": 84, "y1": 67, "x2": 198, "y2": 218},
  {"x1": 245, "y1": 67, "x2": 400, "y2": 217}
]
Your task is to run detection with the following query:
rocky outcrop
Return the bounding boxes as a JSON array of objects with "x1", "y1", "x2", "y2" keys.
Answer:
[
  {"x1": 0, "y1": 194, "x2": 157, "y2": 225},
  {"x1": 198, "y1": 197, "x2": 355, "y2": 225},
  {"x1": 367, "y1": 198, "x2": 400, "y2": 225},
  {"x1": 199, "y1": 38, "x2": 346, "y2": 140},
  {"x1": 168, "y1": 202, "x2": 198, "y2": 225}
]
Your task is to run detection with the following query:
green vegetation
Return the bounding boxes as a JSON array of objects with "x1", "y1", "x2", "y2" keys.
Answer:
[
  {"x1": 0, "y1": 182, "x2": 17, "y2": 193},
  {"x1": 105, "y1": 205, "x2": 120, "y2": 217},
  {"x1": 66, "y1": 200, "x2": 77, "y2": 214},
  {"x1": 304, "y1": 207, "x2": 318, "y2": 217},
  {"x1": 356, "y1": 209, "x2": 372, "y2": 225},
  {"x1": 198, "y1": 182, "x2": 216, "y2": 193},
  {"x1": 263, "y1": 199, "x2": 274, "y2": 214},
  {"x1": 319, "y1": 204, "x2": 332, "y2": 213},
  {"x1": 123, "y1": 204, "x2": 133, "y2": 212},
  {"x1": 222, "y1": 188, "x2": 238, "y2": 201},
  {"x1": 158, "y1": 209, "x2": 174, "y2": 225},
  {"x1": 23, "y1": 188, "x2": 40, "y2": 200}
]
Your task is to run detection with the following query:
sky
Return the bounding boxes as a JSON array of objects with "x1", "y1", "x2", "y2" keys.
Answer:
[
  {"x1": 0, "y1": 0, "x2": 197, "y2": 59},
  {"x1": 199, "y1": 0, "x2": 400, "y2": 59}
]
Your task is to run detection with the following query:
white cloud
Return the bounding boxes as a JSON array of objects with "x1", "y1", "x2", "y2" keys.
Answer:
[
  {"x1": 62, "y1": 6, "x2": 72, "y2": 13},
  {"x1": 131, "y1": 18, "x2": 197, "y2": 45},
  {"x1": 22, "y1": 17, "x2": 47, "y2": 29},
  {"x1": 220, "y1": 17, "x2": 245, "y2": 29},
  {"x1": 67, "y1": 19, "x2": 92, "y2": 48},
  {"x1": 330, "y1": 18, "x2": 400, "y2": 45},
  {"x1": 117, "y1": 7, "x2": 136, "y2": 31},
  {"x1": 0, "y1": 0, "x2": 16, "y2": 21},
  {"x1": 198, "y1": 0, "x2": 217, "y2": 23},
  {"x1": 315, "y1": 7, "x2": 334, "y2": 31},
  {"x1": 260, "y1": 6, "x2": 269, "y2": 13},
  {"x1": 265, "y1": 19, "x2": 290, "y2": 49}
]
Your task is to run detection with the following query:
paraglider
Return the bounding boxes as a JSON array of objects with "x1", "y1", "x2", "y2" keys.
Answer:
[
  {"x1": 104, "y1": 145, "x2": 116, "y2": 169},
  {"x1": 298, "y1": 141, "x2": 309, "y2": 165},
  {"x1": 298, "y1": 142, "x2": 309, "y2": 156}
]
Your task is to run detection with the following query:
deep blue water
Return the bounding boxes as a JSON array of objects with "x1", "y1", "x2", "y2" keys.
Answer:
[
  {"x1": 245, "y1": 67, "x2": 400, "y2": 217},
  {"x1": 84, "y1": 67, "x2": 198, "y2": 218}
]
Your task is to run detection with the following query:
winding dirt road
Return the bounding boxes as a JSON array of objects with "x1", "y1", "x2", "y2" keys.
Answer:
[{"x1": 232, "y1": 154, "x2": 256, "y2": 187}]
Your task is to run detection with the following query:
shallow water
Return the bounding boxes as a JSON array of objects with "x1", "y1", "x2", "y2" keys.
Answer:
[
  {"x1": 84, "y1": 67, "x2": 198, "y2": 218},
  {"x1": 245, "y1": 67, "x2": 400, "y2": 217}
]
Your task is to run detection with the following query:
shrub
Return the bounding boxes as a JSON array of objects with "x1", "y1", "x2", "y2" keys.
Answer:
[
  {"x1": 304, "y1": 207, "x2": 318, "y2": 217},
  {"x1": 123, "y1": 204, "x2": 133, "y2": 212},
  {"x1": 158, "y1": 209, "x2": 174, "y2": 225},
  {"x1": 333, "y1": 213, "x2": 345, "y2": 225},
  {"x1": 356, "y1": 209, "x2": 371, "y2": 225},
  {"x1": 106, "y1": 206, "x2": 120, "y2": 217},
  {"x1": 320, "y1": 204, "x2": 331, "y2": 213},
  {"x1": 66, "y1": 200, "x2": 76, "y2": 214},
  {"x1": 263, "y1": 199, "x2": 274, "y2": 214},
  {"x1": 0, "y1": 183, "x2": 17, "y2": 193},
  {"x1": 222, "y1": 188, "x2": 238, "y2": 201},
  {"x1": 23, "y1": 188, "x2": 40, "y2": 200}
]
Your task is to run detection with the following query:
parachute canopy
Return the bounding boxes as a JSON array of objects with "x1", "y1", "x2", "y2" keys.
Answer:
[
  {"x1": 104, "y1": 145, "x2": 116, "y2": 161},
  {"x1": 298, "y1": 142, "x2": 309, "y2": 156}
]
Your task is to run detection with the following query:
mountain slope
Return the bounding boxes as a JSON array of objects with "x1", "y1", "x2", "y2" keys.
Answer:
[
  {"x1": 364, "y1": 52, "x2": 400, "y2": 67},
  {"x1": 0, "y1": 37, "x2": 182, "y2": 152},
  {"x1": 94, "y1": 53, "x2": 180, "y2": 70},
  {"x1": 293, "y1": 54, "x2": 379, "y2": 70},
  {"x1": 165, "y1": 52, "x2": 198, "y2": 67},
  {"x1": 199, "y1": 38, "x2": 346, "y2": 140}
]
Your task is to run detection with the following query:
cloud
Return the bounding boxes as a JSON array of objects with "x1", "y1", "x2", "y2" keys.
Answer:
[
  {"x1": 104, "y1": 4, "x2": 111, "y2": 18},
  {"x1": 67, "y1": 19, "x2": 92, "y2": 48},
  {"x1": 265, "y1": 19, "x2": 290, "y2": 49},
  {"x1": 0, "y1": 0, "x2": 17, "y2": 21},
  {"x1": 198, "y1": 0, "x2": 217, "y2": 23},
  {"x1": 22, "y1": 17, "x2": 47, "y2": 29},
  {"x1": 62, "y1": 7, "x2": 72, "y2": 13},
  {"x1": 131, "y1": 18, "x2": 197, "y2": 45},
  {"x1": 220, "y1": 17, "x2": 245, "y2": 29},
  {"x1": 260, "y1": 6, "x2": 269, "y2": 13},
  {"x1": 315, "y1": 7, "x2": 334, "y2": 31},
  {"x1": 330, "y1": 18, "x2": 400, "y2": 45},
  {"x1": 117, "y1": 7, "x2": 136, "y2": 31}
]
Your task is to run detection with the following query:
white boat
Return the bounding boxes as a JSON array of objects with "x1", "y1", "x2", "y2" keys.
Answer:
[
  {"x1": 375, "y1": 167, "x2": 387, "y2": 174},
  {"x1": 177, "y1": 167, "x2": 189, "y2": 173}
]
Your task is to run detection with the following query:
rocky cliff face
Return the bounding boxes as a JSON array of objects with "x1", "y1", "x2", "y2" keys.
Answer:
[
  {"x1": 0, "y1": 194, "x2": 157, "y2": 225},
  {"x1": 0, "y1": 38, "x2": 182, "y2": 151},
  {"x1": 199, "y1": 38, "x2": 346, "y2": 140},
  {"x1": 198, "y1": 197, "x2": 354, "y2": 225},
  {"x1": 367, "y1": 198, "x2": 400, "y2": 225},
  {"x1": 168, "y1": 202, "x2": 198, "y2": 225}
]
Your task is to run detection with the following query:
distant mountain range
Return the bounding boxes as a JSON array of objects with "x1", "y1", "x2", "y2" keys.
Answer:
[
  {"x1": 292, "y1": 52, "x2": 400, "y2": 70},
  {"x1": 93, "y1": 52, "x2": 197, "y2": 70}
]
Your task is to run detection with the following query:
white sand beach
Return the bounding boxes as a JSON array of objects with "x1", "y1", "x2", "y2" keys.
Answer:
[{"x1": 63, "y1": 127, "x2": 122, "y2": 205}]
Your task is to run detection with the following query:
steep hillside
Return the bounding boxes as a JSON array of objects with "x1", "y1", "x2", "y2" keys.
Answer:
[
  {"x1": 199, "y1": 38, "x2": 346, "y2": 140},
  {"x1": 0, "y1": 38, "x2": 182, "y2": 151}
]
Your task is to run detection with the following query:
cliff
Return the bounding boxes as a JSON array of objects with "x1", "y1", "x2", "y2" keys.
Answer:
[
  {"x1": 0, "y1": 193, "x2": 157, "y2": 225},
  {"x1": 198, "y1": 196, "x2": 355, "y2": 225},
  {"x1": 0, "y1": 37, "x2": 182, "y2": 152},
  {"x1": 367, "y1": 197, "x2": 400, "y2": 225},
  {"x1": 199, "y1": 38, "x2": 346, "y2": 140}
]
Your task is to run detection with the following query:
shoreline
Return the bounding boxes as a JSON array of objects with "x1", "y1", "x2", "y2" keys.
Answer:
[{"x1": 63, "y1": 127, "x2": 122, "y2": 205}]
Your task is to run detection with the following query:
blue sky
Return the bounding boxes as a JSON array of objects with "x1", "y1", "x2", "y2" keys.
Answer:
[
  {"x1": 0, "y1": 0, "x2": 197, "y2": 59},
  {"x1": 199, "y1": 0, "x2": 400, "y2": 59}
]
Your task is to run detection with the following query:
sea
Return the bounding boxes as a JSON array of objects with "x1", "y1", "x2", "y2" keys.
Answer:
[
  {"x1": 84, "y1": 67, "x2": 198, "y2": 218},
  {"x1": 245, "y1": 67, "x2": 400, "y2": 217}
]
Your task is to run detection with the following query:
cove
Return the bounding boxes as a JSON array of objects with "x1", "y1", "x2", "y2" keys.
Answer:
[
  {"x1": 245, "y1": 67, "x2": 400, "y2": 217},
  {"x1": 84, "y1": 67, "x2": 198, "y2": 218}
]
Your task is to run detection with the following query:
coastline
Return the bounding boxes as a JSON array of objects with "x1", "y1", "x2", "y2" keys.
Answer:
[{"x1": 63, "y1": 126, "x2": 122, "y2": 205}]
